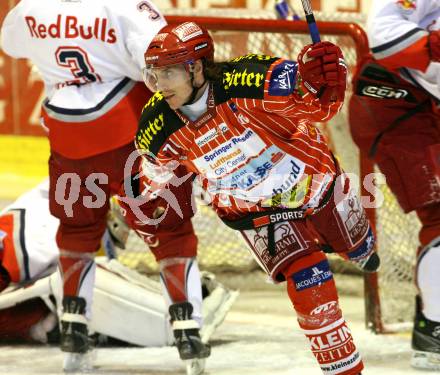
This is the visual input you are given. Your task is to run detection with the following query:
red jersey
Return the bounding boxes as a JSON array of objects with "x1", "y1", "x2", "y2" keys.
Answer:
[{"x1": 136, "y1": 54, "x2": 343, "y2": 220}]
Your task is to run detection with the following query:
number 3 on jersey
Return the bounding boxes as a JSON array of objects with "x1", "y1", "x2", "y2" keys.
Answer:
[{"x1": 55, "y1": 46, "x2": 101, "y2": 86}]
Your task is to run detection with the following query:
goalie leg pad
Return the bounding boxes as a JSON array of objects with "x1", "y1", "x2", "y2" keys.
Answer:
[{"x1": 282, "y1": 251, "x2": 364, "y2": 375}]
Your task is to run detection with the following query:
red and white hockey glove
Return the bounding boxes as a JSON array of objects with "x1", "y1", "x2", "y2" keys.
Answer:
[
  {"x1": 297, "y1": 41, "x2": 347, "y2": 105},
  {"x1": 428, "y1": 30, "x2": 440, "y2": 62}
]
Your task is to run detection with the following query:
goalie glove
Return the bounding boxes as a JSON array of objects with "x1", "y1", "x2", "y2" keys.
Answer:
[
  {"x1": 428, "y1": 30, "x2": 440, "y2": 63},
  {"x1": 297, "y1": 41, "x2": 347, "y2": 105}
]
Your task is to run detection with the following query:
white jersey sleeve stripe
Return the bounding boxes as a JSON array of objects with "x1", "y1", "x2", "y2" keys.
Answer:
[{"x1": 370, "y1": 28, "x2": 428, "y2": 60}]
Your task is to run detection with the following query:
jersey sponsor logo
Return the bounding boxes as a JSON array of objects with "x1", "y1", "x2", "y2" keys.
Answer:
[
  {"x1": 268, "y1": 60, "x2": 298, "y2": 96},
  {"x1": 252, "y1": 223, "x2": 305, "y2": 263},
  {"x1": 335, "y1": 188, "x2": 369, "y2": 247},
  {"x1": 228, "y1": 102, "x2": 250, "y2": 124},
  {"x1": 204, "y1": 146, "x2": 306, "y2": 203},
  {"x1": 309, "y1": 325, "x2": 352, "y2": 351},
  {"x1": 25, "y1": 15, "x2": 117, "y2": 43},
  {"x1": 310, "y1": 301, "x2": 338, "y2": 316},
  {"x1": 195, "y1": 123, "x2": 228, "y2": 147},
  {"x1": 292, "y1": 260, "x2": 333, "y2": 291},
  {"x1": 212, "y1": 150, "x2": 246, "y2": 176},
  {"x1": 143, "y1": 92, "x2": 164, "y2": 110},
  {"x1": 306, "y1": 319, "x2": 360, "y2": 370},
  {"x1": 321, "y1": 351, "x2": 361, "y2": 372},
  {"x1": 237, "y1": 113, "x2": 250, "y2": 125},
  {"x1": 270, "y1": 160, "x2": 306, "y2": 196},
  {"x1": 218, "y1": 148, "x2": 289, "y2": 191},
  {"x1": 201, "y1": 129, "x2": 263, "y2": 163},
  {"x1": 173, "y1": 22, "x2": 203, "y2": 42},
  {"x1": 193, "y1": 129, "x2": 266, "y2": 177},
  {"x1": 264, "y1": 173, "x2": 311, "y2": 209},
  {"x1": 223, "y1": 68, "x2": 265, "y2": 91},
  {"x1": 136, "y1": 113, "x2": 165, "y2": 152},
  {"x1": 230, "y1": 54, "x2": 273, "y2": 63}
]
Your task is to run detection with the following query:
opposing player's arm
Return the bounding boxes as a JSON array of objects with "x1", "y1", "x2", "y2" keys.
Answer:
[{"x1": 368, "y1": 0, "x2": 440, "y2": 72}]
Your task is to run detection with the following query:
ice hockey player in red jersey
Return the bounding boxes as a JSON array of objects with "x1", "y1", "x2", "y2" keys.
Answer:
[
  {"x1": 349, "y1": 0, "x2": 440, "y2": 370},
  {"x1": 1, "y1": 2, "x2": 208, "y2": 373},
  {"x1": 125, "y1": 21, "x2": 381, "y2": 375}
]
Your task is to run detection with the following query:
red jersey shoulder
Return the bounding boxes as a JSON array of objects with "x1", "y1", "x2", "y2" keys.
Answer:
[
  {"x1": 214, "y1": 54, "x2": 298, "y2": 101},
  {"x1": 215, "y1": 54, "x2": 278, "y2": 100},
  {"x1": 136, "y1": 93, "x2": 185, "y2": 157}
]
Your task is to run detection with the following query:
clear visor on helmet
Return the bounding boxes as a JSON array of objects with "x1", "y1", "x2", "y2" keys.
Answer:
[{"x1": 142, "y1": 63, "x2": 190, "y2": 92}]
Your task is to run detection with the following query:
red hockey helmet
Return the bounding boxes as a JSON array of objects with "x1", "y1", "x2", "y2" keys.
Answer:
[{"x1": 144, "y1": 22, "x2": 214, "y2": 68}]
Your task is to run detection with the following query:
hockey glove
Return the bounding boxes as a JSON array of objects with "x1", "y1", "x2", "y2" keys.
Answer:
[
  {"x1": 297, "y1": 41, "x2": 347, "y2": 105},
  {"x1": 428, "y1": 30, "x2": 440, "y2": 62}
]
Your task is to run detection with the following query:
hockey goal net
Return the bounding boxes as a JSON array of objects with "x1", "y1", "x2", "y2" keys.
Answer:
[{"x1": 118, "y1": 12, "x2": 420, "y2": 333}]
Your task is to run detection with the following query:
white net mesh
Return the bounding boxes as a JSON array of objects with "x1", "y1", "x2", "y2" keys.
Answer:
[{"x1": 118, "y1": 10, "x2": 420, "y2": 330}]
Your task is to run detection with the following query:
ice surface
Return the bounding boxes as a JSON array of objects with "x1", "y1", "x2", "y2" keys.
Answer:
[{"x1": 0, "y1": 290, "x2": 426, "y2": 375}]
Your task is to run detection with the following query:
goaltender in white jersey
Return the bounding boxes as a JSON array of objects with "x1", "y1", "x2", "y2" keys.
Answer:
[{"x1": 0, "y1": 180, "x2": 237, "y2": 349}]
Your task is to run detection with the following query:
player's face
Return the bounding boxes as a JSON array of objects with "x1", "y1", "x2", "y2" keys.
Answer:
[{"x1": 143, "y1": 64, "x2": 193, "y2": 109}]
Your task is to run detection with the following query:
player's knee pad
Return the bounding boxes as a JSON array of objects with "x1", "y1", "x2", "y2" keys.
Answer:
[
  {"x1": 159, "y1": 257, "x2": 202, "y2": 326},
  {"x1": 417, "y1": 239, "x2": 440, "y2": 322}
]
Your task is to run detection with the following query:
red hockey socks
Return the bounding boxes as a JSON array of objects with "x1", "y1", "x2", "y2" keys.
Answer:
[{"x1": 283, "y1": 251, "x2": 364, "y2": 375}]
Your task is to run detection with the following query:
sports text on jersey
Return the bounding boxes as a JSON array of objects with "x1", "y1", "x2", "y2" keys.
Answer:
[{"x1": 25, "y1": 15, "x2": 117, "y2": 43}]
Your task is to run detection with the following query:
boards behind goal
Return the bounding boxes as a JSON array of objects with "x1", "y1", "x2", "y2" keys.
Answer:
[{"x1": 119, "y1": 13, "x2": 420, "y2": 334}]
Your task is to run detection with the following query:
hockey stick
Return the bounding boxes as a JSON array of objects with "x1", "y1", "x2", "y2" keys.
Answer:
[{"x1": 299, "y1": 0, "x2": 321, "y2": 44}]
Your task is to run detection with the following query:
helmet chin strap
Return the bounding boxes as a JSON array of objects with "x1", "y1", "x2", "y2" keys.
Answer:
[{"x1": 183, "y1": 63, "x2": 206, "y2": 106}]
